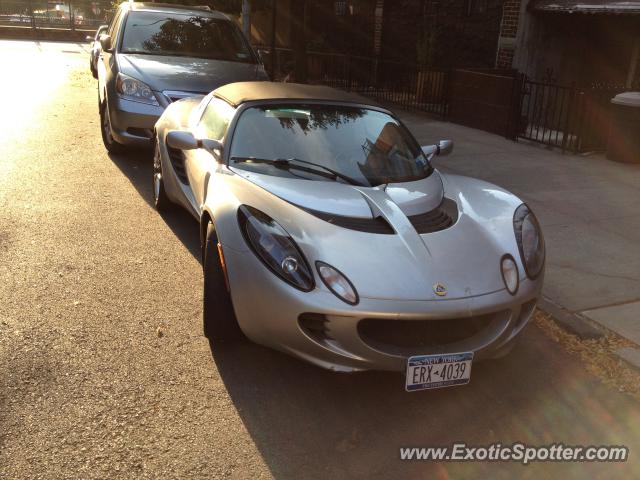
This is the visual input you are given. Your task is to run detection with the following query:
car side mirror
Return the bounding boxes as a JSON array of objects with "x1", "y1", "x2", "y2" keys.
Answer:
[
  {"x1": 99, "y1": 34, "x2": 112, "y2": 51},
  {"x1": 166, "y1": 131, "x2": 223, "y2": 155},
  {"x1": 256, "y1": 48, "x2": 268, "y2": 64},
  {"x1": 438, "y1": 139, "x2": 453, "y2": 156},
  {"x1": 422, "y1": 139, "x2": 454, "y2": 158}
]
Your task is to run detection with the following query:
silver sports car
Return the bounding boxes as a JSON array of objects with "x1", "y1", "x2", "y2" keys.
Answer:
[{"x1": 153, "y1": 82, "x2": 545, "y2": 391}]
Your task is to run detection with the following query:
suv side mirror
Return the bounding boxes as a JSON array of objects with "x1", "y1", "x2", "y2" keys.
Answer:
[
  {"x1": 99, "y1": 34, "x2": 112, "y2": 51},
  {"x1": 96, "y1": 25, "x2": 108, "y2": 39},
  {"x1": 166, "y1": 131, "x2": 223, "y2": 155},
  {"x1": 422, "y1": 139, "x2": 454, "y2": 158}
]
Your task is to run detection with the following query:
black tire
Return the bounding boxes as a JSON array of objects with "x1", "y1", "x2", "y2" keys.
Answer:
[
  {"x1": 99, "y1": 95, "x2": 126, "y2": 154},
  {"x1": 152, "y1": 136, "x2": 172, "y2": 211},
  {"x1": 203, "y1": 222, "x2": 243, "y2": 342}
]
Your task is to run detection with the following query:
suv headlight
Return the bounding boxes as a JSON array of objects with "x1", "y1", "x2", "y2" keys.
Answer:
[
  {"x1": 238, "y1": 205, "x2": 314, "y2": 291},
  {"x1": 115, "y1": 73, "x2": 159, "y2": 106},
  {"x1": 513, "y1": 204, "x2": 545, "y2": 279}
]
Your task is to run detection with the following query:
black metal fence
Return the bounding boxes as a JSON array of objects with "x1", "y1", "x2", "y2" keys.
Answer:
[
  {"x1": 517, "y1": 78, "x2": 630, "y2": 153},
  {"x1": 259, "y1": 46, "x2": 626, "y2": 154},
  {"x1": 0, "y1": 0, "x2": 112, "y2": 30},
  {"x1": 258, "y1": 46, "x2": 450, "y2": 117}
]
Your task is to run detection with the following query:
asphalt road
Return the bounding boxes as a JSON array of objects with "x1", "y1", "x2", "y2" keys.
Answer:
[{"x1": 0, "y1": 40, "x2": 639, "y2": 479}]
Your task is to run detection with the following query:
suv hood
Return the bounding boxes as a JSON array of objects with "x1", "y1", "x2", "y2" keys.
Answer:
[{"x1": 118, "y1": 54, "x2": 264, "y2": 94}]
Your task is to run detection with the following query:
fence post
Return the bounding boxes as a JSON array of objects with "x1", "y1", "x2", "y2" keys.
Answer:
[
  {"x1": 28, "y1": 0, "x2": 35, "y2": 30},
  {"x1": 510, "y1": 73, "x2": 525, "y2": 140},
  {"x1": 70, "y1": 1, "x2": 75, "y2": 31},
  {"x1": 444, "y1": 68, "x2": 454, "y2": 119},
  {"x1": 269, "y1": 0, "x2": 277, "y2": 79},
  {"x1": 561, "y1": 82, "x2": 576, "y2": 154}
]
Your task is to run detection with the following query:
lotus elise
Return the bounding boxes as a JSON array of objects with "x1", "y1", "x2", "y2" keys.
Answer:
[{"x1": 152, "y1": 82, "x2": 545, "y2": 391}]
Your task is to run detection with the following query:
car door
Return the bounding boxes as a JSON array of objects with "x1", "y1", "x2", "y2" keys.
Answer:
[{"x1": 186, "y1": 98, "x2": 236, "y2": 211}]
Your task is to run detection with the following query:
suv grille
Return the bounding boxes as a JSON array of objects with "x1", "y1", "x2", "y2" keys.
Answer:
[{"x1": 163, "y1": 90, "x2": 205, "y2": 103}]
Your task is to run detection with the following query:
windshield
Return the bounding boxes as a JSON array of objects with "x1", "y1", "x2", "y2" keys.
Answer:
[
  {"x1": 121, "y1": 11, "x2": 254, "y2": 63},
  {"x1": 229, "y1": 105, "x2": 431, "y2": 187}
]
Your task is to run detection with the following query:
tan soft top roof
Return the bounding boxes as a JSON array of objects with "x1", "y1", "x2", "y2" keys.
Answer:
[{"x1": 213, "y1": 82, "x2": 380, "y2": 108}]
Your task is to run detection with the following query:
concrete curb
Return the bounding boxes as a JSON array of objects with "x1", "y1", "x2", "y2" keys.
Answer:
[
  {"x1": 614, "y1": 347, "x2": 640, "y2": 372},
  {"x1": 537, "y1": 296, "x2": 604, "y2": 340}
]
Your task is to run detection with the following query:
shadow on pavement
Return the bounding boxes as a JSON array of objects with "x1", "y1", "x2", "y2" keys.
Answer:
[
  {"x1": 107, "y1": 149, "x2": 202, "y2": 263},
  {"x1": 208, "y1": 326, "x2": 640, "y2": 479}
]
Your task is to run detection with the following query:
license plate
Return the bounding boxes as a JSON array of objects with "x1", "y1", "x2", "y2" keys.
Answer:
[{"x1": 405, "y1": 352, "x2": 474, "y2": 392}]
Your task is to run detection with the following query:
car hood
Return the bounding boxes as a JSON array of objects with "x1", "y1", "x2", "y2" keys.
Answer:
[
  {"x1": 231, "y1": 169, "x2": 445, "y2": 218},
  {"x1": 118, "y1": 54, "x2": 264, "y2": 94},
  {"x1": 227, "y1": 170, "x2": 524, "y2": 301}
]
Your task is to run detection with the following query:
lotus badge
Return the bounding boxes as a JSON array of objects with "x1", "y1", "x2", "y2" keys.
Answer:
[{"x1": 433, "y1": 283, "x2": 448, "y2": 297}]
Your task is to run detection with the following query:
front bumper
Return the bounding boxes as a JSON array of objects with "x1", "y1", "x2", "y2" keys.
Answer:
[
  {"x1": 223, "y1": 246, "x2": 543, "y2": 373},
  {"x1": 108, "y1": 96, "x2": 164, "y2": 147}
]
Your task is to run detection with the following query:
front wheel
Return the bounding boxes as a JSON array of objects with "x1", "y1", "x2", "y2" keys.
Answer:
[
  {"x1": 152, "y1": 136, "x2": 172, "y2": 211},
  {"x1": 203, "y1": 222, "x2": 243, "y2": 342},
  {"x1": 99, "y1": 95, "x2": 126, "y2": 154}
]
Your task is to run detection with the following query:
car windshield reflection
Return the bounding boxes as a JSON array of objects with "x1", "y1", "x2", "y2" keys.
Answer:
[{"x1": 229, "y1": 105, "x2": 432, "y2": 187}]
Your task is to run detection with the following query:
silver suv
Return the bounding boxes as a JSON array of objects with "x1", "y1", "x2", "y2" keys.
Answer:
[{"x1": 97, "y1": 2, "x2": 267, "y2": 153}]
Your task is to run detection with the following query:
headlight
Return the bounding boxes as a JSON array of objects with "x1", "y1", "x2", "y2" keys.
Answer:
[
  {"x1": 513, "y1": 204, "x2": 545, "y2": 279},
  {"x1": 501, "y1": 255, "x2": 519, "y2": 295},
  {"x1": 115, "y1": 73, "x2": 159, "y2": 106},
  {"x1": 238, "y1": 205, "x2": 314, "y2": 291},
  {"x1": 316, "y1": 262, "x2": 358, "y2": 305}
]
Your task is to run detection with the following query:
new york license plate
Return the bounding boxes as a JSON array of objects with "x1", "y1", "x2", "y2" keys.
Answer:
[{"x1": 405, "y1": 352, "x2": 474, "y2": 392}]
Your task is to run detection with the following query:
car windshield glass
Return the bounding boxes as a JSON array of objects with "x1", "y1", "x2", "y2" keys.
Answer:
[
  {"x1": 121, "y1": 11, "x2": 254, "y2": 63},
  {"x1": 229, "y1": 105, "x2": 431, "y2": 187}
]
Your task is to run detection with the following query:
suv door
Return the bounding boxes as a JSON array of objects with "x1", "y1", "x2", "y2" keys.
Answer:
[{"x1": 98, "y1": 7, "x2": 124, "y2": 104}]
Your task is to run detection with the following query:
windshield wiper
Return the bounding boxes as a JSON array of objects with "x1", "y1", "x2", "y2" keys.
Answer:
[{"x1": 230, "y1": 157, "x2": 364, "y2": 186}]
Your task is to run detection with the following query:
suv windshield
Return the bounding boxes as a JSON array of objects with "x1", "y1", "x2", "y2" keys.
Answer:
[
  {"x1": 229, "y1": 105, "x2": 431, "y2": 187},
  {"x1": 121, "y1": 11, "x2": 254, "y2": 63}
]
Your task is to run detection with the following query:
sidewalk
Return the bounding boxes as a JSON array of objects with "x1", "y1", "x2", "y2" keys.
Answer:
[{"x1": 399, "y1": 111, "x2": 640, "y2": 352}]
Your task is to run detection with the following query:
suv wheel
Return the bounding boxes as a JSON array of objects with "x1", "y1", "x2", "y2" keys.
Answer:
[
  {"x1": 152, "y1": 136, "x2": 172, "y2": 211},
  {"x1": 99, "y1": 95, "x2": 126, "y2": 154}
]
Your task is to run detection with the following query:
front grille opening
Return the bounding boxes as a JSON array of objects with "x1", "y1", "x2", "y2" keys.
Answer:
[
  {"x1": 408, "y1": 198, "x2": 458, "y2": 234},
  {"x1": 126, "y1": 127, "x2": 153, "y2": 139},
  {"x1": 358, "y1": 313, "x2": 498, "y2": 352},
  {"x1": 517, "y1": 300, "x2": 537, "y2": 328},
  {"x1": 299, "y1": 313, "x2": 333, "y2": 342},
  {"x1": 303, "y1": 208, "x2": 395, "y2": 234},
  {"x1": 167, "y1": 145, "x2": 188, "y2": 184}
]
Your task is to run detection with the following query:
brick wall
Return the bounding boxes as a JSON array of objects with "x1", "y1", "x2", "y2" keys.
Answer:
[{"x1": 496, "y1": 0, "x2": 522, "y2": 69}]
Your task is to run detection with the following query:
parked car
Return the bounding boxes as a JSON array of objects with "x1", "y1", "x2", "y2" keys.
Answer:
[
  {"x1": 97, "y1": 2, "x2": 267, "y2": 153},
  {"x1": 87, "y1": 24, "x2": 108, "y2": 79},
  {"x1": 152, "y1": 82, "x2": 546, "y2": 392}
]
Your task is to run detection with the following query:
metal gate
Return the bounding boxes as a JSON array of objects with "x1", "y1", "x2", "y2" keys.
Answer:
[
  {"x1": 517, "y1": 78, "x2": 625, "y2": 153},
  {"x1": 448, "y1": 69, "x2": 521, "y2": 138}
]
